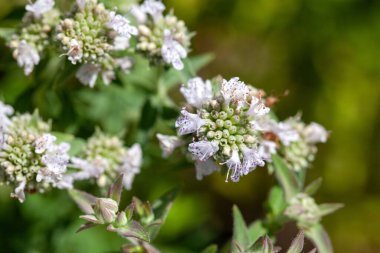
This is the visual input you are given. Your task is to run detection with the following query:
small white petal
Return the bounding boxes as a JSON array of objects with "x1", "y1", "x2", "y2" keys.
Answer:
[
  {"x1": 11, "y1": 180, "x2": 26, "y2": 203},
  {"x1": 175, "y1": 109, "x2": 205, "y2": 135},
  {"x1": 76, "y1": 0, "x2": 86, "y2": 10},
  {"x1": 130, "y1": 5, "x2": 148, "y2": 23},
  {"x1": 101, "y1": 70, "x2": 115, "y2": 85},
  {"x1": 247, "y1": 97, "x2": 270, "y2": 117},
  {"x1": 156, "y1": 134, "x2": 182, "y2": 158},
  {"x1": 14, "y1": 41, "x2": 40, "y2": 76},
  {"x1": 222, "y1": 149, "x2": 242, "y2": 182},
  {"x1": 189, "y1": 141, "x2": 219, "y2": 161},
  {"x1": 180, "y1": 77, "x2": 213, "y2": 108},
  {"x1": 107, "y1": 12, "x2": 138, "y2": 38},
  {"x1": 34, "y1": 134, "x2": 56, "y2": 154},
  {"x1": 140, "y1": 0, "x2": 165, "y2": 21},
  {"x1": 116, "y1": 57, "x2": 133, "y2": 72},
  {"x1": 242, "y1": 146, "x2": 265, "y2": 175},
  {"x1": 112, "y1": 36, "x2": 130, "y2": 51},
  {"x1": 161, "y1": 30, "x2": 187, "y2": 70},
  {"x1": 26, "y1": 0, "x2": 54, "y2": 18},
  {"x1": 67, "y1": 39, "x2": 83, "y2": 64},
  {"x1": 257, "y1": 140, "x2": 277, "y2": 162},
  {"x1": 277, "y1": 122, "x2": 300, "y2": 146},
  {"x1": 119, "y1": 144, "x2": 142, "y2": 190},
  {"x1": 195, "y1": 158, "x2": 220, "y2": 180},
  {"x1": 304, "y1": 122, "x2": 329, "y2": 144},
  {"x1": 76, "y1": 64, "x2": 100, "y2": 87},
  {"x1": 221, "y1": 77, "x2": 249, "y2": 106}
]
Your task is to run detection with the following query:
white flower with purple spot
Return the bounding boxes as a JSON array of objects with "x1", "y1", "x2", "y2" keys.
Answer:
[{"x1": 180, "y1": 77, "x2": 213, "y2": 108}]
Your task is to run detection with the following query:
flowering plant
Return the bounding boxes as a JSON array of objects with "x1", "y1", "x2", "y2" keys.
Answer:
[{"x1": 0, "y1": 1, "x2": 343, "y2": 253}]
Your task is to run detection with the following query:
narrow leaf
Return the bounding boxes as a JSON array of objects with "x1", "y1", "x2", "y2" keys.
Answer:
[
  {"x1": 318, "y1": 203, "x2": 344, "y2": 217},
  {"x1": 201, "y1": 245, "x2": 218, "y2": 253},
  {"x1": 267, "y1": 186, "x2": 287, "y2": 216},
  {"x1": 306, "y1": 224, "x2": 333, "y2": 253},
  {"x1": 287, "y1": 231, "x2": 305, "y2": 253},
  {"x1": 304, "y1": 178, "x2": 323, "y2": 196},
  {"x1": 76, "y1": 222, "x2": 98, "y2": 233},
  {"x1": 232, "y1": 205, "x2": 250, "y2": 252},
  {"x1": 68, "y1": 189, "x2": 97, "y2": 214},
  {"x1": 107, "y1": 174, "x2": 124, "y2": 204},
  {"x1": 272, "y1": 154, "x2": 300, "y2": 200},
  {"x1": 247, "y1": 220, "x2": 267, "y2": 244},
  {"x1": 107, "y1": 221, "x2": 150, "y2": 242}
]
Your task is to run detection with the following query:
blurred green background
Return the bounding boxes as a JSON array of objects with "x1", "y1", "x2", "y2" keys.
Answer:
[{"x1": 0, "y1": 0, "x2": 380, "y2": 252}]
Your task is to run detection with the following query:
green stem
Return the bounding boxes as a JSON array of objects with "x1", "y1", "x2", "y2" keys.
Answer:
[{"x1": 306, "y1": 224, "x2": 333, "y2": 253}]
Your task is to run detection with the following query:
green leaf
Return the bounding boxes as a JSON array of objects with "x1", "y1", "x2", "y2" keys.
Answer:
[
  {"x1": 318, "y1": 203, "x2": 344, "y2": 217},
  {"x1": 201, "y1": 245, "x2": 218, "y2": 253},
  {"x1": 232, "y1": 205, "x2": 250, "y2": 252},
  {"x1": 247, "y1": 220, "x2": 267, "y2": 244},
  {"x1": 287, "y1": 231, "x2": 304, "y2": 253},
  {"x1": 304, "y1": 178, "x2": 323, "y2": 196},
  {"x1": 305, "y1": 224, "x2": 333, "y2": 253},
  {"x1": 0, "y1": 28, "x2": 15, "y2": 40},
  {"x1": 149, "y1": 187, "x2": 180, "y2": 240},
  {"x1": 107, "y1": 221, "x2": 150, "y2": 242},
  {"x1": 271, "y1": 154, "x2": 300, "y2": 200},
  {"x1": 68, "y1": 189, "x2": 97, "y2": 214},
  {"x1": 267, "y1": 186, "x2": 287, "y2": 217},
  {"x1": 107, "y1": 175, "x2": 124, "y2": 205}
]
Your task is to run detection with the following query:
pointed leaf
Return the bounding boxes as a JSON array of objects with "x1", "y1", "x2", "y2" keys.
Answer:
[
  {"x1": 304, "y1": 178, "x2": 323, "y2": 196},
  {"x1": 267, "y1": 186, "x2": 287, "y2": 216},
  {"x1": 201, "y1": 245, "x2": 218, "y2": 253},
  {"x1": 149, "y1": 187, "x2": 180, "y2": 240},
  {"x1": 107, "y1": 221, "x2": 150, "y2": 242},
  {"x1": 107, "y1": 174, "x2": 124, "y2": 204},
  {"x1": 262, "y1": 235, "x2": 275, "y2": 253},
  {"x1": 287, "y1": 231, "x2": 305, "y2": 253},
  {"x1": 69, "y1": 189, "x2": 97, "y2": 214},
  {"x1": 248, "y1": 220, "x2": 267, "y2": 244},
  {"x1": 232, "y1": 205, "x2": 250, "y2": 252},
  {"x1": 272, "y1": 154, "x2": 300, "y2": 200},
  {"x1": 76, "y1": 222, "x2": 98, "y2": 233},
  {"x1": 318, "y1": 203, "x2": 344, "y2": 217},
  {"x1": 79, "y1": 214, "x2": 101, "y2": 224},
  {"x1": 305, "y1": 224, "x2": 333, "y2": 253}
]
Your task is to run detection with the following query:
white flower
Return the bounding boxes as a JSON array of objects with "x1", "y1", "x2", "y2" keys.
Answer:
[
  {"x1": 222, "y1": 149, "x2": 242, "y2": 182},
  {"x1": 161, "y1": 30, "x2": 187, "y2": 70},
  {"x1": 247, "y1": 96, "x2": 270, "y2": 117},
  {"x1": 107, "y1": 12, "x2": 138, "y2": 38},
  {"x1": 116, "y1": 57, "x2": 133, "y2": 72},
  {"x1": 69, "y1": 157, "x2": 107, "y2": 181},
  {"x1": 0, "y1": 101, "x2": 14, "y2": 131},
  {"x1": 188, "y1": 141, "x2": 219, "y2": 162},
  {"x1": 37, "y1": 141, "x2": 71, "y2": 186},
  {"x1": 241, "y1": 146, "x2": 265, "y2": 175},
  {"x1": 67, "y1": 39, "x2": 83, "y2": 64},
  {"x1": 277, "y1": 121, "x2": 300, "y2": 146},
  {"x1": 175, "y1": 109, "x2": 205, "y2": 135},
  {"x1": 76, "y1": 64, "x2": 100, "y2": 87},
  {"x1": 35, "y1": 134, "x2": 56, "y2": 154},
  {"x1": 180, "y1": 77, "x2": 213, "y2": 108},
  {"x1": 221, "y1": 77, "x2": 249, "y2": 106},
  {"x1": 258, "y1": 140, "x2": 277, "y2": 162},
  {"x1": 113, "y1": 36, "x2": 130, "y2": 51},
  {"x1": 119, "y1": 144, "x2": 142, "y2": 190},
  {"x1": 76, "y1": 0, "x2": 86, "y2": 10},
  {"x1": 195, "y1": 158, "x2": 220, "y2": 180},
  {"x1": 101, "y1": 70, "x2": 115, "y2": 85},
  {"x1": 304, "y1": 122, "x2": 329, "y2": 144},
  {"x1": 13, "y1": 41, "x2": 40, "y2": 76},
  {"x1": 130, "y1": 5, "x2": 148, "y2": 23},
  {"x1": 140, "y1": 0, "x2": 165, "y2": 21},
  {"x1": 156, "y1": 134, "x2": 182, "y2": 158},
  {"x1": 25, "y1": 0, "x2": 54, "y2": 18},
  {"x1": 10, "y1": 180, "x2": 26, "y2": 203}
]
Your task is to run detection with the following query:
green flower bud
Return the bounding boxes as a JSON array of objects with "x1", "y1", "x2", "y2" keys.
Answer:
[{"x1": 94, "y1": 198, "x2": 119, "y2": 224}]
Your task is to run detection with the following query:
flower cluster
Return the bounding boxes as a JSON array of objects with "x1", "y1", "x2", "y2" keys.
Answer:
[
  {"x1": 159, "y1": 77, "x2": 270, "y2": 182},
  {"x1": 68, "y1": 130, "x2": 142, "y2": 190},
  {"x1": 0, "y1": 104, "x2": 71, "y2": 202},
  {"x1": 133, "y1": 0, "x2": 192, "y2": 70},
  {"x1": 256, "y1": 114, "x2": 329, "y2": 172},
  {"x1": 284, "y1": 193, "x2": 321, "y2": 228},
  {"x1": 57, "y1": 0, "x2": 137, "y2": 87},
  {"x1": 8, "y1": 0, "x2": 59, "y2": 75}
]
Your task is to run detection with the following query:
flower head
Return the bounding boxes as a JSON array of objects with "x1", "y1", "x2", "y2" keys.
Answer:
[
  {"x1": 171, "y1": 77, "x2": 271, "y2": 182},
  {"x1": 0, "y1": 112, "x2": 71, "y2": 202}
]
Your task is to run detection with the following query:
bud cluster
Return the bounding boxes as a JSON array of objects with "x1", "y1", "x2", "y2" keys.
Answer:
[
  {"x1": 8, "y1": 1, "x2": 59, "y2": 75},
  {"x1": 133, "y1": 0, "x2": 192, "y2": 70},
  {"x1": 0, "y1": 105, "x2": 71, "y2": 202},
  {"x1": 69, "y1": 130, "x2": 142, "y2": 190},
  {"x1": 284, "y1": 193, "x2": 322, "y2": 228}
]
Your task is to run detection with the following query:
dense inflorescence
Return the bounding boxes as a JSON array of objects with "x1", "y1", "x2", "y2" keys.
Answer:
[
  {"x1": 0, "y1": 106, "x2": 71, "y2": 202},
  {"x1": 68, "y1": 130, "x2": 142, "y2": 190}
]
